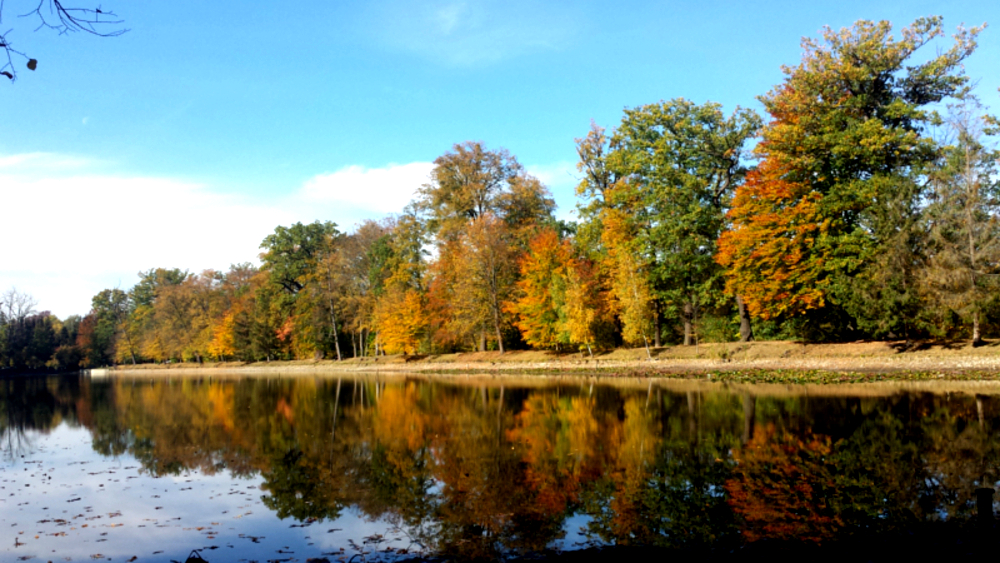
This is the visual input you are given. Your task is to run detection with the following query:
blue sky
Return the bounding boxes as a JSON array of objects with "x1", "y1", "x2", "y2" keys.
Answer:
[{"x1": 2, "y1": 0, "x2": 998, "y2": 317}]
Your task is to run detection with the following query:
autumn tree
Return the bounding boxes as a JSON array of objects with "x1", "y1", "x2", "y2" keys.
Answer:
[
  {"x1": 78, "y1": 288, "x2": 132, "y2": 367},
  {"x1": 208, "y1": 311, "x2": 237, "y2": 360},
  {"x1": 426, "y1": 242, "x2": 473, "y2": 350},
  {"x1": 249, "y1": 271, "x2": 287, "y2": 361},
  {"x1": 419, "y1": 142, "x2": 525, "y2": 239},
  {"x1": 574, "y1": 122, "x2": 618, "y2": 259},
  {"x1": 149, "y1": 271, "x2": 230, "y2": 362},
  {"x1": 332, "y1": 220, "x2": 394, "y2": 357},
  {"x1": 920, "y1": 99, "x2": 1000, "y2": 345},
  {"x1": 602, "y1": 208, "x2": 655, "y2": 356},
  {"x1": 375, "y1": 288, "x2": 427, "y2": 355},
  {"x1": 127, "y1": 268, "x2": 189, "y2": 362},
  {"x1": 716, "y1": 159, "x2": 828, "y2": 320},
  {"x1": 196, "y1": 263, "x2": 258, "y2": 362},
  {"x1": 453, "y1": 214, "x2": 519, "y2": 353},
  {"x1": 420, "y1": 142, "x2": 555, "y2": 352},
  {"x1": 507, "y1": 228, "x2": 571, "y2": 350},
  {"x1": 562, "y1": 256, "x2": 612, "y2": 356},
  {"x1": 600, "y1": 99, "x2": 759, "y2": 346},
  {"x1": 373, "y1": 211, "x2": 430, "y2": 355},
  {"x1": 718, "y1": 17, "x2": 983, "y2": 338},
  {"x1": 258, "y1": 221, "x2": 345, "y2": 359}
]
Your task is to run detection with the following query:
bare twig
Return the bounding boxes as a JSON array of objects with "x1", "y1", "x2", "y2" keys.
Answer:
[{"x1": 1, "y1": 0, "x2": 126, "y2": 80}]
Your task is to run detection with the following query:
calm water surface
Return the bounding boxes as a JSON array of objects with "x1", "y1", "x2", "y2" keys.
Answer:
[{"x1": 2, "y1": 374, "x2": 1000, "y2": 561}]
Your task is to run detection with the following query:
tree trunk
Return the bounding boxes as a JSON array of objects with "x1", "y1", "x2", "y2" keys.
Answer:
[
  {"x1": 478, "y1": 329, "x2": 487, "y2": 352},
  {"x1": 736, "y1": 295, "x2": 754, "y2": 342},
  {"x1": 327, "y1": 295, "x2": 342, "y2": 361},
  {"x1": 493, "y1": 309, "x2": 505, "y2": 354},
  {"x1": 973, "y1": 311, "x2": 983, "y2": 347},
  {"x1": 332, "y1": 378, "x2": 341, "y2": 441},
  {"x1": 683, "y1": 302, "x2": 694, "y2": 346},
  {"x1": 742, "y1": 392, "x2": 756, "y2": 444},
  {"x1": 687, "y1": 391, "x2": 696, "y2": 438},
  {"x1": 653, "y1": 305, "x2": 661, "y2": 348}
]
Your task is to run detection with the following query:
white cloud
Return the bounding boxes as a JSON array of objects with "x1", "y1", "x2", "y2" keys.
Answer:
[
  {"x1": 0, "y1": 151, "x2": 101, "y2": 171},
  {"x1": 0, "y1": 152, "x2": 44, "y2": 167},
  {"x1": 1, "y1": 162, "x2": 296, "y2": 317},
  {"x1": 0, "y1": 156, "x2": 428, "y2": 317},
  {"x1": 300, "y1": 162, "x2": 433, "y2": 214},
  {"x1": 365, "y1": 0, "x2": 581, "y2": 66},
  {"x1": 0, "y1": 155, "x2": 576, "y2": 317}
]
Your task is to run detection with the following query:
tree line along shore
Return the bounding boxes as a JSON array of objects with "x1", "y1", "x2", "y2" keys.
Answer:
[{"x1": 3, "y1": 16, "x2": 1000, "y2": 373}]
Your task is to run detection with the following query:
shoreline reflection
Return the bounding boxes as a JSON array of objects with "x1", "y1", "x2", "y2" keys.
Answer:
[{"x1": 3, "y1": 374, "x2": 1000, "y2": 559}]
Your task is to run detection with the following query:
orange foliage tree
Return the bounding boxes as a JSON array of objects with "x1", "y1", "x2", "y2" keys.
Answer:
[
  {"x1": 725, "y1": 424, "x2": 841, "y2": 543},
  {"x1": 716, "y1": 159, "x2": 829, "y2": 319},
  {"x1": 507, "y1": 228, "x2": 570, "y2": 349},
  {"x1": 717, "y1": 18, "x2": 981, "y2": 328}
]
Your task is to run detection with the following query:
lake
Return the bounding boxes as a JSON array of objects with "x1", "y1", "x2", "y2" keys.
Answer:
[{"x1": 3, "y1": 373, "x2": 1000, "y2": 561}]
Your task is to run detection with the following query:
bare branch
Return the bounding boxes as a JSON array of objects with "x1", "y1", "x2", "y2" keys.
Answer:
[
  {"x1": 22, "y1": 1, "x2": 126, "y2": 37},
  {"x1": 0, "y1": 287, "x2": 38, "y2": 325},
  {"x1": 1, "y1": 0, "x2": 125, "y2": 81}
]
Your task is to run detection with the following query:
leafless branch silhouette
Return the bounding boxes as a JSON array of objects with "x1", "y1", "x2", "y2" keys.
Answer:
[{"x1": 1, "y1": 0, "x2": 126, "y2": 81}]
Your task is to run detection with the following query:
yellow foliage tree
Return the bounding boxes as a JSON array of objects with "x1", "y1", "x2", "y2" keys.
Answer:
[
  {"x1": 563, "y1": 257, "x2": 609, "y2": 356},
  {"x1": 375, "y1": 287, "x2": 427, "y2": 355},
  {"x1": 208, "y1": 311, "x2": 237, "y2": 360},
  {"x1": 602, "y1": 208, "x2": 653, "y2": 357}
]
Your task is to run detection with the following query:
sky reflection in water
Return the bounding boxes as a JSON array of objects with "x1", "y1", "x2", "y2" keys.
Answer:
[{"x1": 2, "y1": 374, "x2": 1000, "y2": 561}]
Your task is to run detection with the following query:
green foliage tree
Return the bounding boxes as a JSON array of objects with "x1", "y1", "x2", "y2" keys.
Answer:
[
  {"x1": 84, "y1": 288, "x2": 133, "y2": 366},
  {"x1": 128, "y1": 268, "x2": 189, "y2": 362},
  {"x1": 604, "y1": 99, "x2": 759, "y2": 345},
  {"x1": 0, "y1": 288, "x2": 38, "y2": 369},
  {"x1": 260, "y1": 221, "x2": 340, "y2": 295},
  {"x1": 921, "y1": 99, "x2": 1000, "y2": 344}
]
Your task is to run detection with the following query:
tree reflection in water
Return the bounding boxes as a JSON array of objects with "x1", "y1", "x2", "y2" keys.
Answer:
[
  {"x1": 5, "y1": 374, "x2": 1000, "y2": 557},
  {"x1": 0, "y1": 376, "x2": 80, "y2": 460}
]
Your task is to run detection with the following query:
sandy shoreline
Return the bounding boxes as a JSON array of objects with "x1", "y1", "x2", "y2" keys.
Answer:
[
  {"x1": 92, "y1": 339, "x2": 1000, "y2": 375},
  {"x1": 77, "y1": 340, "x2": 1000, "y2": 398}
]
